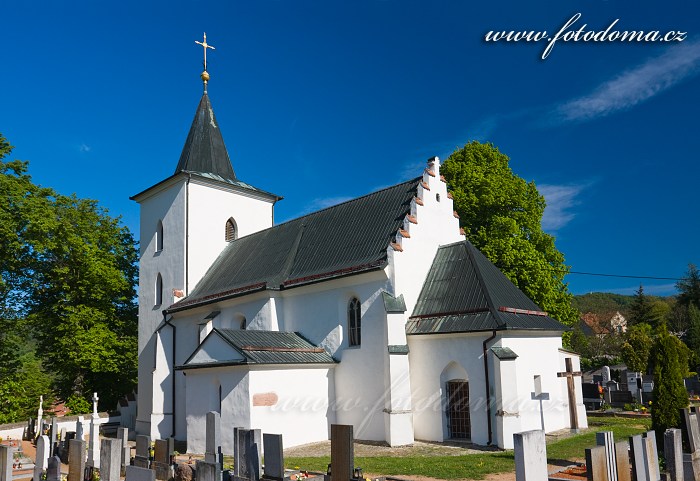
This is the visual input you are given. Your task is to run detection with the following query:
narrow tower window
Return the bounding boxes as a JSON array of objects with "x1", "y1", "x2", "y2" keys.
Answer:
[
  {"x1": 225, "y1": 218, "x2": 237, "y2": 242},
  {"x1": 348, "y1": 297, "x2": 361, "y2": 347},
  {"x1": 155, "y1": 273, "x2": 163, "y2": 306},
  {"x1": 156, "y1": 220, "x2": 164, "y2": 252}
]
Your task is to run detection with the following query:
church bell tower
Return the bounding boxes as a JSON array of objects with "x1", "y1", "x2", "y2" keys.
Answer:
[{"x1": 130, "y1": 34, "x2": 281, "y2": 438}]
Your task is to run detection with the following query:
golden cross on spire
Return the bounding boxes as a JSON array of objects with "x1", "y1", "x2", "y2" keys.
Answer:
[{"x1": 195, "y1": 32, "x2": 216, "y2": 72}]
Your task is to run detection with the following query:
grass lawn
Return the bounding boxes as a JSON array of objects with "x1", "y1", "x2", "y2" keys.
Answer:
[{"x1": 284, "y1": 415, "x2": 650, "y2": 480}]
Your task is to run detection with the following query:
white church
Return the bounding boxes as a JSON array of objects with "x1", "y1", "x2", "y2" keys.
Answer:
[{"x1": 132, "y1": 63, "x2": 586, "y2": 452}]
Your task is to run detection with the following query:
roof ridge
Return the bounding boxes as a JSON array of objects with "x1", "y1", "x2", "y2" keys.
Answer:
[
  {"x1": 275, "y1": 176, "x2": 422, "y2": 228},
  {"x1": 223, "y1": 176, "x2": 422, "y2": 245}
]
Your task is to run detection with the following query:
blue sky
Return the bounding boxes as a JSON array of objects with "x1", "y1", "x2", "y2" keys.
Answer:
[{"x1": 2, "y1": 0, "x2": 699, "y2": 296}]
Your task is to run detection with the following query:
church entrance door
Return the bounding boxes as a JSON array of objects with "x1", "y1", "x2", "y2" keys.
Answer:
[{"x1": 446, "y1": 380, "x2": 470, "y2": 439}]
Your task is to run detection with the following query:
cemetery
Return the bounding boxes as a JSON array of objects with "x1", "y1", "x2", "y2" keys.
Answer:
[{"x1": 6, "y1": 392, "x2": 700, "y2": 481}]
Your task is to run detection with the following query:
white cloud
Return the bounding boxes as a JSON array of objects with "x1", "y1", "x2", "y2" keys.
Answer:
[
  {"x1": 79, "y1": 143, "x2": 91, "y2": 153},
  {"x1": 539, "y1": 183, "x2": 588, "y2": 232},
  {"x1": 555, "y1": 40, "x2": 700, "y2": 122}
]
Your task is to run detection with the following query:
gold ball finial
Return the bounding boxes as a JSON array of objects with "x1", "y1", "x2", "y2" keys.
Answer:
[{"x1": 201, "y1": 71, "x2": 210, "y2": 83}]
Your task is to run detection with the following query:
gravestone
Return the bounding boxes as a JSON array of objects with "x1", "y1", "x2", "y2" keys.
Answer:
[
  {"x1": 134, "y1": 435, "x2": 151, "y2": 469},
  {"x1": 47, "y1": 456, "x2": 61, "y2": 481},
  {"x1": 68, "y1": 439, "x2": 86, "y2": 481},
  {"x1": 196, "y1": 460, "x2": 220, "y2": 481},
  {"x1": 88, "y1": 418, "x2": 100, "y2": 468},
  {"x1": 642, "y1": 432, "x2": 660, "y2": 481},
  {"x1": 585, "y1": 445, "x2": 609, "y2": 481},
  {"x1": 684, "y1": 411, "x2": 700, "y2": 453},
  {"x1": 204, "y1": 412, "x2": 221, "y2": 465},
  {"x1": 665, "y1": 429, "x2": 684, "y2": 481},
  {"x1": 118, "y1": 428, "x2": 130, "y2": 472},
  {"x1": 513, "y1": 430, "x2": 547, "y2": 481},
  {"x1": 76, "y1": 416, "x2": 85, "y2": 441},
  {"x1": 51, "y1": 417, "x2": 58, "y2": 456},
  {"x1": 263, "y1": 434, "x2": 284, "y2": 481},
  {"x1": 0, "y1": 445, "x2": 12, "y2": 481},
  {"x1": 153, "y1": 439, "x2": 173, "y2": 481},
  {"x1": 34, "y1": 435, "x2": 50, "y2": 481},
  {"x1": 602, "y1": 366, "x2": 611, "y2": 384},
  {"x1": 126, "y1": 465, "x2": 157, "y2": 481},
  {"x1": 614, "y1": 441, "x2": 631, "y2": 481},
  {"x1": 330, "y1": 425, "x2": 354, "y2": 481},
  {"x1": 233, "y1": 429, "x2": 261, "y2": 481},
  {"x1": 101, "y1": 438, "x2": 121, "y2": 481},
  {"x1": 154, "y1": 439, "x2": 170, "y2": 464},
  {"x1": 629, "y1": 435, "x2": 648, "y2": 481},
  {"x1": 596, "y1": 431, "x2": 618, "y2": 481}
]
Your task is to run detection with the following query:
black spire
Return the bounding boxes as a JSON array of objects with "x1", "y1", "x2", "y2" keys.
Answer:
[{"x1": 175, "y1": 93, "x2": 236, "y2": 182}]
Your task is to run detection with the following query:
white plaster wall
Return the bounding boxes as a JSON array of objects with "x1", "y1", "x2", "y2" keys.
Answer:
[
  {"x1": 135, "y1": 177, "x2": 187, "y2": 437},
  {"x1": 185, "y1": 366, "x2": 250, "y2": 454},
  {"x1": 280, "y1": 272, "x2": 392, "y2": 442},
  {"x1": 495, "y1": 333, "x2": 587, "y2": 446},
  {"x1": 187, "y1": 180, "x2": 275, "y2": 292},
  {"x1": 389, "y1": 158, "x2": 464, "y2": 318},
  {"x1": 249, "y1": 366, "x2": 336, "y2": 448},
  {"x1": 408, "y1": 333, "x2": 491, "y2": 445}
]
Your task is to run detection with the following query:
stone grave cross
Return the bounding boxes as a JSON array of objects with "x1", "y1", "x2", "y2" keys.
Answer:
[
  {"x1": 530, "y1": 375, "x2": 550, "y2": 431},
  {"x1": 557, "y1": 357, "x2": 582, "y2": 430},
  {"x1": 92, "y1": 392, "x2": 99, "y2": 419}
]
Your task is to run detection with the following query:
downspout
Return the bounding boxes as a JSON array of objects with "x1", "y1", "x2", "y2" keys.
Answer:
[
  {"x1": 161, "y1": 312, "x2": 177, "y2": 438},
  {"x1": 482, "y1": 330, "x2": 497, "y2": 445},
  {"x1": 185, "y1": 174, "x2": 191, "y2": 294}
]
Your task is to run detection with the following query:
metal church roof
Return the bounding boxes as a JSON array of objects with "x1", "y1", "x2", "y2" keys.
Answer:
[
  {"x1": 176, "y1": 93, "x2": 236, "y2": 182},
  {"x1": 406, "y1": 241, "x2": 568, "y2": 335},
  {"x1": 178, "y1": 329, "x2": 336, "y2": 369},
  {"x1": 168, "y1": 178, "x2": 422, "y2": 312}
]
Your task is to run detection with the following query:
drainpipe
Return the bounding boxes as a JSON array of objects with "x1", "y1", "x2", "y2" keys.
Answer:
[
  {"x1": 162, "y1": 312, "x2": 177, "y2": 438},
  {"x1": 482, "y1": 330, "x2": 497, "y2": 445}
]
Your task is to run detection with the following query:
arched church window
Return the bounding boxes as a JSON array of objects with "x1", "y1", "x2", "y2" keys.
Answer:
[
  {"x1": 156, "y1": 220, "x2": 164, "y2": 252},
  {"x1": 155, "y1": 273, "x2": 163, "y2": 306},
  {"x1": 225, "y1": 218, "x2": 237, "y2": 242},
  {"x1": 348, "y1": 298, "x2": 361, "y2": 346}
]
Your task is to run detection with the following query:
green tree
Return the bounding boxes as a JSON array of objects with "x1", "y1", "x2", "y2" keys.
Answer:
[
  {"x1": 441, "y1": 141, "x2": 578, "y2": 326},
  {"x1": 677, "y1": 264, "x2": 700, "y2": 309},
  {"x1": 0, "y1": 135, "x2": 55, "y2": 422},
  {"x1": 684, "y1": 304, "x2": 700, "y2": 364},
  {"x1": 28, "y1": 193, "x2": 138, "y2": 409},
  {"x1": 0, "y1": 133, "x2": 138, "y2": 415},
  {"x1": 621, "y1": 323, "x2": 653, "y2": 373},
  {"x1": 628, "y1": 285, "x2": 655, "y2": 327},
  {"x1": 651, "y1": 323, "x2": 689, "y2": 439}
]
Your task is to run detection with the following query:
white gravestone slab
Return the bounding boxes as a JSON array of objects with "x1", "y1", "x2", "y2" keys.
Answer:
[
  {"x1": 34, "y1": 435, "x2": 50, "y2": 481},
  {"x1": 101, "y1": 438, "x2": 122, "y2": 481},
  {"x1": 514, "y1": 430, "x2": 547, "y2": 481},
  {"x1": 596, "y1": 431, "x2": 618, "y2": 481}
]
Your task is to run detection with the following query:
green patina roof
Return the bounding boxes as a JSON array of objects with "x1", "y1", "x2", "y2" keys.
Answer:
[
  {"x1": 491, "y1": 346, "x2": 518, "y2": 360},
  {"x1": 406, "y1": 241, "x2": 568, "y2": 335},
  {"x1": 169, "y1": 178, "x2": 421, "y2": 312},
  {"x1": 382, "y1": 292, "x2": 407, "y2": 313},
  {"x1": 178, "y1": 329, "x2": 336, "y2": 369}
]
